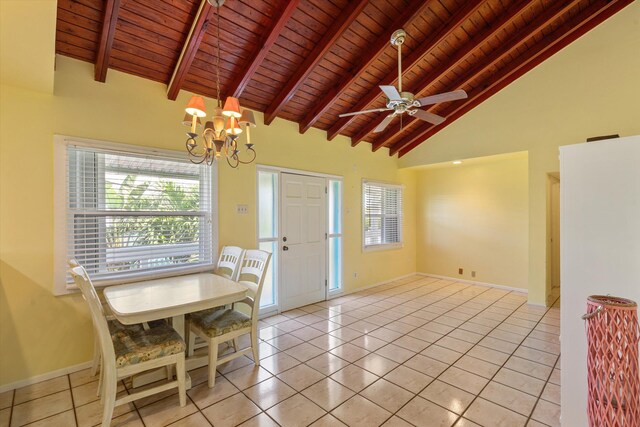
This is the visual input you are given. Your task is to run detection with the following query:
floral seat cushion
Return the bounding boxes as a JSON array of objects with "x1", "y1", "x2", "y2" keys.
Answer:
[
  {"x1": 185, "y1": 307, "x2": 224, "y2": 321},
  {"x1": 107, "y1": 319, "x2": 144, "y2": 336},
  {"x1": 190, "y1": 308, "x2": 252, "y2": 338},
  {"x1": 108, "y1": 319, "x2": 166, "y2": 336},
  {"x1": 112, "y1": 322, "x2": 186, "y2": 368}
]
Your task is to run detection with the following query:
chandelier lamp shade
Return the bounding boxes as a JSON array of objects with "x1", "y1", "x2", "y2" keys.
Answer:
[
  {"x1": 182, "y1": 113, "x2": 201, "y2": 129},
  {"x1": 222, "y1": 97, "x2": 242, "y2": 118},
  {"x1": 181, "y1": 0, "x2": 257, "y2": 168}
]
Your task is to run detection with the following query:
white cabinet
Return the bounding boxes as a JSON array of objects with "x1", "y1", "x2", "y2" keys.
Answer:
[{"x1": 559, "y1": 135, "x2": 640, "y2": 426}]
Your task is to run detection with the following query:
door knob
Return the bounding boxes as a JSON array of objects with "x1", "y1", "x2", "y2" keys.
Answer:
[
  {"x1": 283, "y1": 237, "x2": 287, "y2": 242},
  {"x1": 283, "y1": 246, "x2": 289, "y2": 251}
]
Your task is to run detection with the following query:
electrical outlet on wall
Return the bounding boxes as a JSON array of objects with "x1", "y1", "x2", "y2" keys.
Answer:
[
  {"x1": 236, "y1": 204, "x2": 248, "y2": 215},
  {"x1": 458, "y1": 268, "x2": 463, "y2": 275}
]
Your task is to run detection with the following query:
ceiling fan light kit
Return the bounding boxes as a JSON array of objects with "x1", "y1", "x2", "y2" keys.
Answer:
[{"x1": 339, "y1": 28, "x2": 468, "y2": 134}]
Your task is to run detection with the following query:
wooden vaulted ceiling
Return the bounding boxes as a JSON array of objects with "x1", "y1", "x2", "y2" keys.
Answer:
[{"x1": 56, "y1": 0, "x2": 632, "y2": 157}]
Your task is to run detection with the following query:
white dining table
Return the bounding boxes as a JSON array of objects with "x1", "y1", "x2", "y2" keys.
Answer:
[{"x1": 103, "y1": 272, "x2": 248, "y2": 387}]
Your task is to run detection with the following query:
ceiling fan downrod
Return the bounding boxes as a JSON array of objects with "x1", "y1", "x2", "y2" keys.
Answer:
[{"x1": 390, "y1": 29, "x2": 406, "y2": 92}]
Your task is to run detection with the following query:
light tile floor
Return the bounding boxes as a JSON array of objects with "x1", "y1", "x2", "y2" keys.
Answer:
[{"x1": 1, "y1": 275, "x2": 561, "y2": 427}]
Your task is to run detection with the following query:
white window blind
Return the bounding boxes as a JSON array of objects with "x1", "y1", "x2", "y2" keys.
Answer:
[
  {"x1": 65, "y1": 144, "x2": 214, "y2": 285},
  {"x1": 363, "y1": 181, "x2": 403, "y2": 249}
]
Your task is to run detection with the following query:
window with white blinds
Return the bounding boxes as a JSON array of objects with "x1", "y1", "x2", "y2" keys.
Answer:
[
  {"x1": 60, "y1": 142, "x2": 215, "y2": 288},
  {"x1": 362, "y1": 181, "x2": 403, "y2": 250}
]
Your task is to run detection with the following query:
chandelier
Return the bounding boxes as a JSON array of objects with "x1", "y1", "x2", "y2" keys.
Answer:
[{"x1": 182, "y1": 0, "x2": 256, "y2": 167}]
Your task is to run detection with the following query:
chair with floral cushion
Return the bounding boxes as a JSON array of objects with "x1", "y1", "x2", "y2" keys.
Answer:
[
  {"x1": 68, "y1": 260, "x2": 152, "y2": 397},
  {"x1": 214, "y1": 245, "x2": 245, "y2": 280},
  {"x1": 187, "y1": 246, "x2": 245, "y2": 357},
  {"x1": 69, "y1": 264, "x2": 187, "y2": 427},
  {"x1": 188, "y1": 249, "x2": 271, "y2": 387}
]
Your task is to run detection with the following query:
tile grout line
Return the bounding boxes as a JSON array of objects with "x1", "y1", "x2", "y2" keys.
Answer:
[
  {"x1": 522, "y1": 356, "x2": 559, "y2": 427},
  {"x1": 338, "y1": 278, "x2": 544, "y2": 413},
  {"x1": 523, "y1": 317, "x2": 562, "y2": 427},
  {"x1": 347, "y1": 279, "x2": 550, "y2": 425},
  {"x1": 332, "y1": 280, "x2": 504, "y2": 424},
  {"x1": 263, "y1": 280, "x2": 509, "y2": 425},
  {"x1": 7, "y1": 276, "x2": 558, "y2": 427},
  {"x1": 130, "y1": 377, "x2": 150, "y2": 427},
  {"x1": 179, "y1": 276, "x2": 555, "y2": 426},
  {"x1": 66, "y1": 374, "x2": 79, "y2": 427},
  {"x1": 6, "y1": 276, "x2": 428, "y2": 426},
  {"x1": 7, "y1": 389, "x2": 14, "y2": 427},
  {"x1": 381, "y1": 290, "x2": 532, "y2": 426},
  {"x1": 261, "y1": 278, "x2": 530, "y2": 425},
  {"x1": 10, "y1": 380, "x2": 74, "y2": 426},
  {"x1": 208, "y1": 277, "x2": 471, "y2": 425},
  {"x1": 446, "y1": 296, "x2": 561, "y2": 427},
  {"x1": 160, "y1": 284, "x2": 520, "y2": 426}
]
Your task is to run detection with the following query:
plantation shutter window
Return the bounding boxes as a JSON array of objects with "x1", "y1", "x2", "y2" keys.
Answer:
[
  {"x1": 362, "y1": 181, "x2": 403, "y2": 250},
  {"x1": 65, "y1": 144, "x2": 214, "y2": 286}
]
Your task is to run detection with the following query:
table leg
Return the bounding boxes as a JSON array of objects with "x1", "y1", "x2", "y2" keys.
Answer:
[{"x1": 172, "y1": 315, "x2": 185, "y2": 339}]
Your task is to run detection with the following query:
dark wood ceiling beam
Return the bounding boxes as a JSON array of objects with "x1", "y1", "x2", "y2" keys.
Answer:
[
  {"x1": 262, "y1": 0, "x2": 369, "y2": 126},
  {"x1": 297, "y1": 1, "x2": 429, "y2": 134},
  {"x1": 362, "y1": 0, "x2": 535, "y2": 151},
  {"x1": 326, "y1": 0, "x2": 482, "y2": 142},
  {"x1": 94, "y1": 0, "x2": 121, "y2": 82},
  {"x1": 226, "y1": 0, "x2": 300, "y2": 99},
  {"x1": 166, "y1": 0, "x2": 214, "y2": 101},
  {"x1": 384, "y1": 0, "x2": 580, "y2": 156},
  {"x1": 386, "y1": 0, "x2": 583, "y2": 155},
  {"x1": 394, "y1": 0, "x2": 633, "y2": 158}
]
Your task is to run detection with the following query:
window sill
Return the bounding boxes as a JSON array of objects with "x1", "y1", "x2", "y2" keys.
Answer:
[
  {"x1": 54, "y1": 264, "x2": 216, "y2": 296},
  {"x1": 362, "y1": 243, "x2": 404, "y2": 253}
]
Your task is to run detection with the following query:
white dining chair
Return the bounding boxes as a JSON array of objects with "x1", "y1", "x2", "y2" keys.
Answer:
[
  {"x1": 187, "y1": 246, "x2": 245, "y2": 356},
  {"x1": 188, "y1": 249, "x2": 271, "y2": 387},
  {"x1": 68, "y1": 259, "x2": 113, "y2": 393},
  {"x1": 214, "y1": 245, "x2": 245, "y2": 280},
  {"x1": 68, "y1": 260, "x2": 140, "y2": 397},
  {"x1": 69, "y1": 264, "x2": 187, "y2": 427}
]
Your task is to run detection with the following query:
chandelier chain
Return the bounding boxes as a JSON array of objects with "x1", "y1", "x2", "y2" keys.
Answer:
[
  {"x1": 215, "y1": 5, "x2": 221, "y2": 107},
  {"x1": 182, "y1": 0, "x2": 256, "y2": 167}
]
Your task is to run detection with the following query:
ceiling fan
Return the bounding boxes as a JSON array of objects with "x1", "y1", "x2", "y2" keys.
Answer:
[{"x1": 339, "y1": 29, "x2": 468, "y2": 133}]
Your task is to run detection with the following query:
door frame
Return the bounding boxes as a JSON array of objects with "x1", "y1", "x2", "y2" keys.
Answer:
[
  {"x1": 256, "y1": 164, "x2": 343, "y2": 315},
  {"x1": 546, "y1": 172, "x2": 561, "y2": 302}
]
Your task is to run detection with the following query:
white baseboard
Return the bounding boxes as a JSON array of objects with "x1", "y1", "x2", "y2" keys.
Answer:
[
  {"x1": 417, "y1": 273, "x2": 528, "y2": 294},
  {"x1": 273, "y1": 272, "x2": 422, "y2": 314},
  {"x1": 329, "y1": 272, "x2": 422, "y2": 300},
  {"x1": 0, "y1": 360, "x2": 93, "y2": 394},
  {"x1": 1, "y1": 273, "x2": 529, "y2": 392},
  {"x1": 527, "y1": 301, "x2": 548, "y2": 308}
]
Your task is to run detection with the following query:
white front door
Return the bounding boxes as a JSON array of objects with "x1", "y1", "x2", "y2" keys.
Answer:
[{"x1": 280, "y1": 173, "x2": 326, "y2": 311}]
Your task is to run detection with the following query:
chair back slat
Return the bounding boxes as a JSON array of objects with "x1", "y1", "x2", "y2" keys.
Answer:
[
  {"x1": 237, "y1": 249, "x2": 271, "y2": 324},
  {"x1": 68, "y1": 262, "x2": 116, "y2": 364},
  {"x1": 215, "y1": 246, "x2": 244, "y2": 281}
]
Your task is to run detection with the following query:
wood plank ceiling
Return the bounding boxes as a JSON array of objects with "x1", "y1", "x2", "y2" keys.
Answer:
[{"x1": 56, "y1": 0, "x2": 632, "y2": 157}]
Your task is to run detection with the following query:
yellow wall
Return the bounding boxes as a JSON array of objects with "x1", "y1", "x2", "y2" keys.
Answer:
[
  {"x1": 415, "y1": 153, "x2": 529, "y2": 289},
  {"x1": 401, "y1": 2, "x2": 640, "y2": 304},
  {"x1": 0, "y1": 0, "x2": 56, "y2": 93},
  {"x1": 0, "y1": 56, "x2": 416, "y2": 387}
]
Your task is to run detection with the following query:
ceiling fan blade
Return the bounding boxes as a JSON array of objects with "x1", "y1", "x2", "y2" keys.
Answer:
[
  {"x1": 380, "y1": 85, "x2": 402, "y2": 101},
  {"x1": 373, "y1": 113, "x2": 397, "y2": 133},
  {"x1": 338, "y1": 107, "x2": 390, "y2": 118},
  {"x1": 410, "y1": 109, "x2": 446, "y2": 125},
  {"x1": 415, "y1": 89, "x2": 468, "y2": 107}
]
